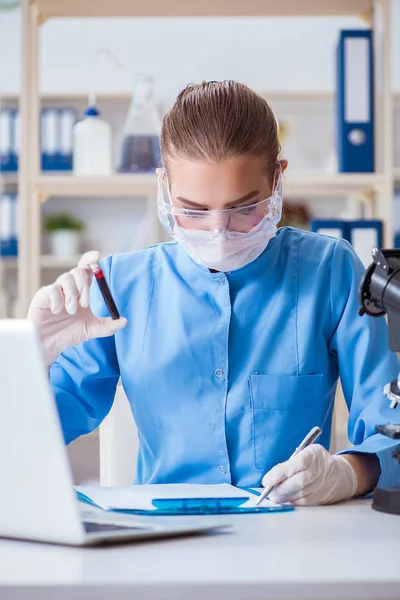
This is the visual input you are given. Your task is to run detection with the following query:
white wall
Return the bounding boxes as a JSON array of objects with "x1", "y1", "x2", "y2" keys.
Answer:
[{"x1": 0, "y1": 2, "x2": 399, "y2": 99}]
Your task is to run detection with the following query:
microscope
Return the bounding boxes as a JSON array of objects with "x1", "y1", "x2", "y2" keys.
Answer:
[{"x1": 359, "y1": 247, "x2": 400, "y2": 515}]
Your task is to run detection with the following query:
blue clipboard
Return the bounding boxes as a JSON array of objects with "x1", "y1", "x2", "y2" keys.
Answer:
[
  {"x1": 149, "y1": 497, "x2": 293, "y2": 515},
  {"x1": 76, "y1": 490, "x2": 294, "y2": 516}
]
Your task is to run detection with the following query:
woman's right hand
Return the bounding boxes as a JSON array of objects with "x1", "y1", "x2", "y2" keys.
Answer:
[{"x1": 27, "y1": 250, "x2": 127, "y2": 367}]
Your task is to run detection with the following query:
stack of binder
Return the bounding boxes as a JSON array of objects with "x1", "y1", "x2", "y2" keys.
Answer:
[
  {"x1": 0, "y1": 193, "x2": 18, "y2": 257},
  {"x1": 310, "y1": 219, "x2": 383, "y2": 268},
  {"x1": 0, "y1": 107, "x2": 76, "y2": 172}
]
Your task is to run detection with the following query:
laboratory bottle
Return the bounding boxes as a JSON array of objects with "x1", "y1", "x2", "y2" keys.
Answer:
[{"x1": 73, "y1": 106, "x2": 112, "y2": 175}]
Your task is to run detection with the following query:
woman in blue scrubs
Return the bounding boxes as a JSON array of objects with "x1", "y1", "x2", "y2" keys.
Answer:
[{"x1": 29, "y1": 81, "x2": 400, "y2": 504}]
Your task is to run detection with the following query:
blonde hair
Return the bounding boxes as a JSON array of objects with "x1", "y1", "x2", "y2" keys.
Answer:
[{"x1": 161, "y1": 80, "x2": 280, "y2": 183}]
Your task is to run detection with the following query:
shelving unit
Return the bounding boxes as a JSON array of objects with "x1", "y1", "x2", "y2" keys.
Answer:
[
  {"x1": 17, "y1": 0, "x2": 393, "y2": 316},
  {"x1": 1, "y1": 255, "x2": 80, "y2": 270},
  {"x1": 34, "y1": 174, "x2": 158, "y2": 199},
  {"x1": 31, "y1": 0, "x2": 377, "y2": 18},
  {"x1": 3, "y1": 90, "x2": 400, "y2": 103},
  {"x1": 0, "y1": 173, "x2": 18, "y2": 187},
  {"x1": 285, "y1": 172, "x2": 387, "y2": 199},
  {"x1": 33, "y1": 171, "x2": 389, "y2": 200}
]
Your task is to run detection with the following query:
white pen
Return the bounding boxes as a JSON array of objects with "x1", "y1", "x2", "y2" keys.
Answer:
[{"x1": 256, "y1": 426, "x2": 322, "y2": 506}]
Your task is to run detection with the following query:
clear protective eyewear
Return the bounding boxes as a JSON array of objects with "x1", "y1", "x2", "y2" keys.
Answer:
[{"x1": 157, "y1": 166, "x2": 283, "y2": 242}]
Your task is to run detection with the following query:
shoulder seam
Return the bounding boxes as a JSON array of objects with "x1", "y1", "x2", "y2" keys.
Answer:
[
  {"x1": 142, "y1": 246, "x2": 157, "y2": 342},
  {"x1": 329, "y1": 238, "x2": 342, "y2": 345},
  {"x1": 294, "y1": 229, "x2": 300, "y2": 375},
  {"x1": 146, "y1": 240, "x2": 178, "y2": 251}
]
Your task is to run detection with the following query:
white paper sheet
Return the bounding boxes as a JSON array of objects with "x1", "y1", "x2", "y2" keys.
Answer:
[{"x1": 75, "y1": 483, "x2": 264, "y2": 511}]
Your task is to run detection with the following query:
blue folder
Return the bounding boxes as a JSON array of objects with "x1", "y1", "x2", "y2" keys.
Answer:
[
  {"x1": 336, "y1": 29, "x2": 374, "y2": 172},
  {"x1": 41, "y1": 107, "x2": 75, "y2": 171},
  {"x1": 348, "y1": 220, "x2": 383, "y2": 267},
  {"x1": 311, "y1": 218, "x2": 383, "y2": 268},
  {"x1": 0, "y1": 108, "x2": 18, "y2": 172},
  {"x1": 310, "y1": 219, "x2": 348, "y2": 240},
  {"x1": 0, "y1": 193, "x2": 18, "y2": 257},
  {"x1": 76, "y1": 488, "x2": 294, "y2": 516},
  {"x1": 348, "y1": 219, "x2": 383, "y2": 247}
]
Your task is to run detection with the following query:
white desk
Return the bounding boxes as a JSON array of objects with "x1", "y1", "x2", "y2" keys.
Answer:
[{"x1": 0, "y1": 499, "x2": 398, "y2": 600}]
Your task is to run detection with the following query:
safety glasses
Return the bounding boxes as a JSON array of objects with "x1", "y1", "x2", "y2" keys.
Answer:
[{"x1": 157, "y1": 167, "x2": 283, "y2": 237}]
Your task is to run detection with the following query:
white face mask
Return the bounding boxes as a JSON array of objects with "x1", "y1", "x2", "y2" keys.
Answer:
[{"x1": 174, "y1": 217, "x2": 277, "y2": 272}]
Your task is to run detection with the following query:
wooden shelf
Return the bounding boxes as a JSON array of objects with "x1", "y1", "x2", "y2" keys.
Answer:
[
  {"x1": 34, "y1": 0, "x2": 374, "y2": 19},
  {"x1": 0, "y1": 92, "x2": 132, "y2": 103},
  {"x1": 1, "y1": 255, "x2": 81, "y2": 269},
  {"x1": 4, "y1": 89, "x2": 400, "y2": 104},
  {"x1": 40, "y1": 255, "x2": 81, "y2": 269},
  {"x1": 4, "y1": 90, "x2": 400, "y2": 103},
  {"x1": 34, "y1": 174, "x2": 157, "y2": 199},
  {"x1": 30, "y1": 172, "x2": 387, "y2": 200},
  {"x1": 0, "y1": 258, "x2": 17, "y2": 269},
  {"x1": 0, "y1": 173, "x2": 18, "y2": 186},
  {"x1": 5, "y1": 90, "x2": 400, "y2": 103},
  {"x1": 284, "y1": 172, "x2": 385, "y2": 198}
]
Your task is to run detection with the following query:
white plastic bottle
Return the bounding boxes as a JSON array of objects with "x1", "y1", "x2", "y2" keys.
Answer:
[{"x1": 73, "y1": 106, "x2": 112, "y2": 175}]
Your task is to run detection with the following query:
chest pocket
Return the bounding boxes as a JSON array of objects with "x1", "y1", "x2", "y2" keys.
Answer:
[{"x1": 249, "y1": 373, "x2": 323, "y2": 471}]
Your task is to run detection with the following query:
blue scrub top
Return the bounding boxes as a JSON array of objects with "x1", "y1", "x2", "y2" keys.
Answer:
[{"x1": 51, "y1": 227, "x2": 400, "y2": 488}]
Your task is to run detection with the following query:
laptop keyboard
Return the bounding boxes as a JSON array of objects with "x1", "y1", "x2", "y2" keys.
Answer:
[{"x1": 83, "y1": 521, "x2": 147, "y2": 534}]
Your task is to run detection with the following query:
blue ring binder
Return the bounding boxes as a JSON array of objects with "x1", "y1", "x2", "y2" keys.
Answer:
[{"x1": 337, "y1": 29, "x2": 375, "y2": 173}]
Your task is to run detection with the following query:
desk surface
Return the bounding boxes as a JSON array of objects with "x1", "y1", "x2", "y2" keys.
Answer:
[{"x1": 0, "y1": 499, "x2": 398, "y2": 600}]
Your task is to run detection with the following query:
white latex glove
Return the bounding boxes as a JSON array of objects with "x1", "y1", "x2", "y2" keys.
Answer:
[
  {"x1": 27, "y1": 250, "x2": 127, "y2": 366},
  {"x1": 261, "y1": 444, "x2": 358, "y2": 506}
]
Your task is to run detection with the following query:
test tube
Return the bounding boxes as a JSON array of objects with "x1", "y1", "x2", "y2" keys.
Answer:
[{"x1": 91, "y1": 264, "x2": 120, "y2": 320}]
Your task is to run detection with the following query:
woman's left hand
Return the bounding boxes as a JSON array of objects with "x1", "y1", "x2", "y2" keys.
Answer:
[{"x1": 261, "y1": 444, "x2": 358, "y2": 505}]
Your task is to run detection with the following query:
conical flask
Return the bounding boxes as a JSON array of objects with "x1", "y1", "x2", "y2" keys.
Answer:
[{"x1": 118, "y1": 75, "x2": 161, "y2": 173}]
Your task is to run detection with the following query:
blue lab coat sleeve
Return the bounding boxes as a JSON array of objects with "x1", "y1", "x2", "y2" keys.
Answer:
[
  {"x1": 330, "y1": 239, "x2": 400, "y2": 489},
  {"x1": 50, "y1": 256, "x2": 120, "y2": 444}
]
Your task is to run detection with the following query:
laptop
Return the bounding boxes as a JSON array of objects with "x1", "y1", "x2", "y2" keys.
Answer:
[{"x1": 0, "y1": 319, "x2": 228, "y2": 546}]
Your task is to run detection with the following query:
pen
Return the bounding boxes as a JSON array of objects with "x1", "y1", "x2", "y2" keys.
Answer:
[{"x1": 256, "y1": 426, "x2": 322, "y2": 506}]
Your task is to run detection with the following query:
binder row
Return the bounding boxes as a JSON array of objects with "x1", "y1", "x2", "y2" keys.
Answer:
[
  {"x1": 0, "y1": 193, "x2": 18, "y2": 257},
  {"x1": 0, "y1": 107, "x2": 76, "y2": 172},
  {"x1": 311, "y1": 219, "x2": 383, "y2": 268}
]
